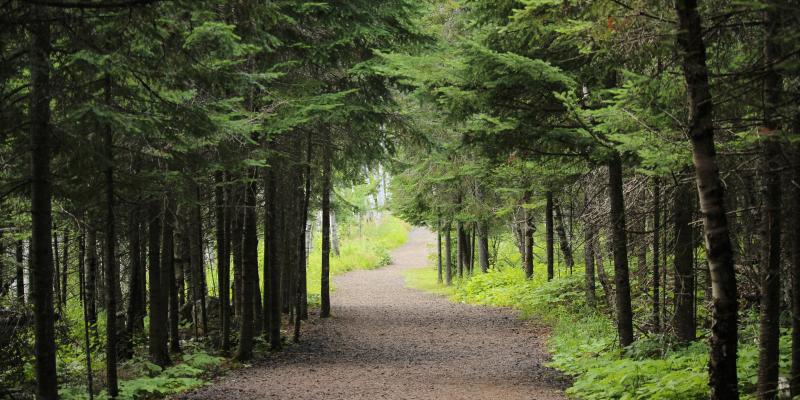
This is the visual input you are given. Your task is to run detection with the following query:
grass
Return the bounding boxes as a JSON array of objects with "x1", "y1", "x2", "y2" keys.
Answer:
[
  {"x1": 404, "y1": 232, "x2": 792, "y2": 400},
  {"x1": 306, "y1": 214, "x2": 411, "y2": 303}
]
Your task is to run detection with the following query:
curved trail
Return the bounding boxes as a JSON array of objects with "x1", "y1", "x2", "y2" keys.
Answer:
[{"x1": 182, "y1": 228, "x2": 567, "y2": 399}]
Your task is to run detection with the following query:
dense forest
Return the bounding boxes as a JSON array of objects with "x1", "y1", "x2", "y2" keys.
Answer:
[{"x1": 1, "y1": 0, "x2": 799, "y2": 399}]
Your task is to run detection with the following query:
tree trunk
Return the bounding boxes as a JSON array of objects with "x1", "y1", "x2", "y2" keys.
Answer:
[
  {"x1": 524, "y1": 191, "x2": 534, "y2": 279},
  {"x1": 148, "y1": 200, "x2": 170, "y2": 367},
  {"x1": 28, "y1": 9, "x2": 58, "y2": 397},
  {"x1": 546, "y1": 191, "x2": 554, "y2": 281},
  {"x1": 87, "y1": 223, "x2": 98, "y2": 324},
  {"x1": 53, "y1": 228, "x2": 61, "y2": 314},
  {"x1": 215, "y1": 171, "x2": 231, "y2": 354},
  {"x1": 675, "y1": 0, "x2": 739, "y2": 397},
  {"x1": 608, "y1": 152, "x2": 634, "y2": 347},
  {"x1": 456, "y1": 221, "x2": 464, "y2": 278},
  {"x1": 61, "y1": 229, "x2": 69, "y2": 311},
  {"x1": 236, "y1": 175, "x2": 258, "y2": 360},
  {"x1": 674, "y1": 181, "x2": 696, "y2": 342},
  {"x1": 437, "y1": 222, "x2": 443, "y2": 283},
  {"x1": 478, "y1": 220, "x2": 489, "y2": 273},
  {"x1": 162, "y1": 198, "x2": 180, "y2": 354},
  {"x1": 652, "y1": 178, "x2": 661, "y2": 333},
  {"x1": 331, "y1": 211, "x2": 340, "y2": 257},
  {"x1": 554, "y1": 201, "x2": 574, "y2": 274},
  {"x1": 102, "y1": 75, "x2": 119, "y2": 397},
  {"x1": 231, "y1": 185, "x2": 244, "y2": 319},
  {"x1": 265, "y1": 163, "x2": 283, "y2": 348},
  {"x1": 126, "y1": 206, "x2": 143, "y2": 344},
  {"x1": 16, "y1": 240, "x2": 24, "y2": 304},
  {"x1": 595, "y1": 232, "x2": 612, "y2": 306},
  {"x1": 790, "y1": 116, "x2": 800, "y2": 397},
  {"x1": 190, "y1": 185, "x2": 207, "y2": 336},
  {"x1": 757, "y1": 3, "x2": 783, "y2": 398},
  {"x1": 583, "y1": 191, "x2": 597, "y2": 307},
  {"x1": 321, "y1": 133, "x2": 332, "y2": 318},
  {"x1": 444, "y1": 222, "x2": 453, "y2": 285}
]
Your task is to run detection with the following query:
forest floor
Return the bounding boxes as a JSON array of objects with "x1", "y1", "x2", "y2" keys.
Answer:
[{"x1": 179, "y1": 228, "x2": 568, "y2": 399}]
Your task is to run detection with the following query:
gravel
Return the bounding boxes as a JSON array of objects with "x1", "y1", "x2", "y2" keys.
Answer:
[{"x1": 179, "y1": 227, "x2": 569, "y2": 399}]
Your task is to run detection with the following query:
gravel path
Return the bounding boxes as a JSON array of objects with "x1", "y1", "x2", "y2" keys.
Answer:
[{"x1": 180, "y1": 227, "x2": 568, "y2": 399}]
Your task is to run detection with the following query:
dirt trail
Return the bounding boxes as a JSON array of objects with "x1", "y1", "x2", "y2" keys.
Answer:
[{"x1": 181, "y1": 227, "x2": 567, "y2": 399}]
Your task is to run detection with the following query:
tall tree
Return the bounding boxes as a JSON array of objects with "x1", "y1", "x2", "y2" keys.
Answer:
[
  {"x1": 28, "y1": 6, "x2": 58, "y2": 398},
  {"x1": 674, "y1": 0, "x2": 739, "y2": 397}
]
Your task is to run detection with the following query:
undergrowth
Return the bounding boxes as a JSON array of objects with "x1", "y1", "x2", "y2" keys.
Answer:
[{"x1": 404, "y1": 235, "x2": 792, "y2": 400}]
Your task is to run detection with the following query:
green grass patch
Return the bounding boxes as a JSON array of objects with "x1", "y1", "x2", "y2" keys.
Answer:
[
  {"x1": 306, "y1": 214, "x2": 411, "y2": 304},
  {"x1": 404, "y1": 234, "x2": 791, "y2": 399}
]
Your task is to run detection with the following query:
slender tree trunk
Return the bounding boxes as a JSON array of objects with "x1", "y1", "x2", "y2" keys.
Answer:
[
  {"x1": 28, "y1": 10, "x2": 58, "y2": 397},
  {"x1": 61, "y1": 229, "x2": 68, "y2": 311},
  {"x1": 444, "y1": 221, "x2": 453, "y2": 285},
  {"x1": 757, "y1": 4, "x2": 783, "y2": 398},
  {"x1": 231, "y1": 185, "x2": 244, "y2": 319},
  {"x1": 16, "y1": 240, "x2": 24, "y2": 304},
  {"x1": 87, "y1": 223, "x2": 98, "y2": 324},
  {"x1": 321, "y1": 134, "x2": 332, "y2": 318},
  {"x1": 478, "y1": 220, "x2": 489, "y2": 273},
  {"x1": 162, "y1": 198, "x2": 180, "y2": 353},
  {"x1": 457, "y1": 221, "x2": 464, "y2": 278},
  {"x1": 53, "y1": 228, "x2": 61, "y2": 314},
  {"x1": 674, "y1": 181, "x2": 696, "y2": 342},
  {"x1": 215, "y1": 172, "x2": 231, "y2": 354},
  {"x1": 609, "y1": 152, "x2": 634, "y2": 347},
  {"x1": 523, "y1": 191, "x2": 534, "y2": 279},
  {"x1": 790, "y1": 115, "x2": 800, "y2": 397},
  {"x1": 331, "y1": 211, "x2": 340, "y2": 257},
  {"x1": 675, "y1": 1, "x2": 739, "y2": 396},
  {"x1": 595, "y1": 232, "x2": 613, "y2": 306},
  {"x1": 652, "y1": 178, "x2": 661, "y2": 333},
  {"x1": 236, "y1": 174, "x2": 258, "y2": 360},
  {"x1": 437, "y1": 222, "x2": 443, "y2": 283},
  {"x1": 546, "y1": 191, "x2": 555, "y2": 281},
  {"x1": 190, "y1": 185, "x2": 207, "y2": 336},
  {"x1": 125, "y1": 207, "x2": 143, "y2": 355},
  {"x1": 148, "y1": 200, "x2": 170, "y2": 367},
  {"x1": 584, "y1": 216, "x2": 596, "y2": 307},
  {"x1": 102, "y1": 75, "x2": 119, "y2": 397},
  {"x1": 554, "y1": 201, "x2": 574, "y2": 274}
]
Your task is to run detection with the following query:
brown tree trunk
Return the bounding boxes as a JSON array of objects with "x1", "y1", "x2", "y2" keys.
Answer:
[
  {"x1": 524, "y1": 191, "x2": 534, "y2": 279},
  {"x1": 652, "y1": 178, "x2": 661, "y2": 333},
  {"x1": 53, "y1": 228, "x2": 61, "y2": 314},
  {"x1": 265, "y1": 164, "x2": 282, "y2": 346},
  {"x1": 674, "y1": 181, "x2": 696, "y2": 342},
  {"x1": 321, "y1": 133, "x2": 332, "y2": 318},
  {"x1": 236, "y1": 174, "x2": 258, "y2": 360},
  {"x1": 583, "y1": 196, "x2": 596, "y2": 307},
  {"x1": 148, "y1": 200, "x2": 170, "y2": 367},
  {"x1": 28, "y1": 9, "x2": 58, "y2": 397},
  {"x1": 445, "y1": 221, "x2": 453, "y2": 285},
  {"x1": 790, "y1": 116, "x2": 800, "y2": 397},
  {"x1": 87, "y1": 222, "x2": 98, "y2": 324},
  {"x1": 189, "y1": 185, "x2": 207, "y2": 336},
  {"x1": 126, "y1": 207, "x2": 144, "y2": 342},
  {"x1": 163, "y1": 198, "x2": 180, "y2": 354},
  {"x1": 437, "y1": 221, "x2": 443, "y2": 283},
  {"x1": 554, "y1": 201, "x2": 574, "y2": 274},
  {"x1": 16, "y1": 240, "x2": 24, "y2": 304},
  {"x1": 675, "y1": 0, "x2": 739, "y2": 397},
  {"x1": 478, "y1": 220, "x2": 489, "y2": 273},
  {"x1": 61, "y1": 229, "x2": 69, "y2": 311},
  {"x1": 215, "y1": 171, "x2": 231, "y2": 354},
  {"x1": 608, "y1": 152, "x2": 634, "y2": 347},
  {"x1": 546, "y1": 191, "x2": 554, "y2": 281},
  {"x1": 102, "y1": 75, "x2": 119, "y2": 397},
  {"x1": 757, "y1": 3, "x2": 783, "y2": 398}
]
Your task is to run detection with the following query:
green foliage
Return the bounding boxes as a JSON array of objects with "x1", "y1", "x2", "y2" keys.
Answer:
[
  {"x1": 306, "y1": 214, "x2": 411, "y2": 302},
  {"x1": 406, "y1": 235, "x2": 796, "y2": 399}
]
